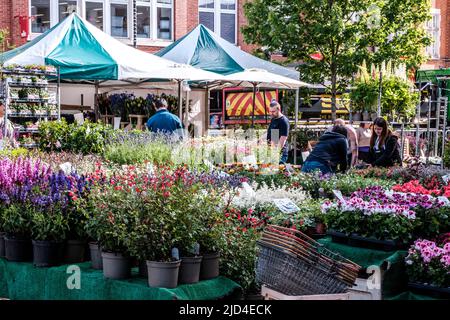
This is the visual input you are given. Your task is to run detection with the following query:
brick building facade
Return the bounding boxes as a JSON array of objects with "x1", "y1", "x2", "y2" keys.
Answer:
[
  {"x1": 0, "y1": 0, "x2": 447, "y2": 70},
  {"x1": 0, "y1": 0, "x2": 255, "y2": 54},
  {"x1": 422, "y1": 0, "x2": 450, "y2": 70}
]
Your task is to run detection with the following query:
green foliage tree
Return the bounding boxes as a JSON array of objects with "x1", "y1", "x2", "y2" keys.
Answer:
[
  {"x1": 242, "y1": 0, "x2": 431, "y2": 119},
  {"x1": 0, "y1": 29, "x2": 8, "y2": 53}
]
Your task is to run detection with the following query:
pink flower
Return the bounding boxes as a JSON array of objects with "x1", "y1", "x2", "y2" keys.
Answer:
[
  {"x1": 440, "y1": 254, "x2": 450, "y2": 267},
  {"x1": 444, "y1": 243, "x2": 450, "y2": 253}
]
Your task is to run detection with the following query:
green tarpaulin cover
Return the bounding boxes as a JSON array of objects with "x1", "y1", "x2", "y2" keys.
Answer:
[
  {"x1": 318, "y1": 237, "x2": 447, "y2": 300},
  {"x1": 0, "y1": 258, "x2": 240, "y2": 300}
]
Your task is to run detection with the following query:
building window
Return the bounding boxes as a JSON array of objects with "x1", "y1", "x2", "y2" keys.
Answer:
[
  {"x1": 199, "y1": 0, "x2": 236, "y2": 44},
  {"x1": 111, "y1": 3, "x2": 128, "y2": 37},
  {"x1": 31, "y1": 0, "x2": 51, "y2": 33},
  {"x1": 137, "y1": 5, "x2": 151, "y2": 38},
  {"x1": 86, "y1": 1, "x2": 104, "y2": 31},
  {"x1": 29, "y1": 0, "x2": 173, "y2": 43},
  {"x1": 426, "y1": 10, "x2": 440, "y2": 59},
  {"x1": 58, "y1": 0, "x2": 78, "y2": 21},
  {"x1": 156, "y1": 0, "x2": 172, "y2": 40}
]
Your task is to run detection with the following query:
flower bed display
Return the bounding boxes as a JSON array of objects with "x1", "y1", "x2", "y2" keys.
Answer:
[
  {"x1": 321, "y1": 186, "x2": 450, "y2": 249},
  {"x1": 405, "y1": 238, "x2": 450, "y2": 298}
]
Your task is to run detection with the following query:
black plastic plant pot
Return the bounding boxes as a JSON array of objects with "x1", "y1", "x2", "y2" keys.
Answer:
[
  {"x1": 64, "y1": 239, "x2": 86, "y2": 264},
  {"x1": 326, "y1": 229, "x2": 349, "y2": 245},
  {"x1": 179, "y1": 256, "x2": 203, "y2": 284},
  {"x1": 4, "y1": 234, "x2": 32, "y2": 262},
  {"x1": 200, "y1": 252, "x2": 220, "y2": 280},
  {"x1": 32, "y1": 240, "x2": 63, "y2": 267},
  {"x1": 89, "y1": 242, "x2": 103, "y2": 270},
  {"x1": 101, "y1": 251, "x2": 131, "y2": 280},
  {"x1": 147, "y1": 260, "x2": 181, "y2": 289},
  {"x1": 0, "y1": 232, "x2": 6, "y2": 258},
  {"x1": 408, "y1": 282, "x2": 450, "y2": 299},
  {"x1": 348, "y1": 234, "x2": 403, "y2": 252},
  {"x1": 138, "y1": 260, "x2": 148, "y2": 278}
]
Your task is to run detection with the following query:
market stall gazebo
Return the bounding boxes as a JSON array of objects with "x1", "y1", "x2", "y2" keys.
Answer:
[{"x1": 0, "y1": 13, "x2": 224, "y2": 118}]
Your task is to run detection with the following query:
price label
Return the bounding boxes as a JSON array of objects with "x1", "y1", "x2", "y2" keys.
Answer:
[
  {"x1": 438, "y1": 196, "x2": 450, "y2": 206},
  {"x1": 171, "y1": 247, "x2": 179, "y2": 261},
  {"x1": 74, "y1": 113, "x2": 84, "y2": 126},
  {"x1": 242, "y1": 154, "x2": 257, "y2": 165},
  {"x1": 332, "y1": 190, "x2": 345, "y2": 203},
  {"x1": 146, "y1": 163, "x2": 155, "y2": 176},
  {"x1": 59, "y1": 162, "x2": 73, "y2": 175},
  {"x1": 442, "y1": 174, "x2": 450, "y2": 185},
  {"x1": 241, "y1": 182, "x2": 256, "y2": 198},
  {"x1": 272, "y1": 198, "x2": 300, "y2": 214},
  {"x1": 203, "y1": 159, "x2": 215, "y2": 171}
]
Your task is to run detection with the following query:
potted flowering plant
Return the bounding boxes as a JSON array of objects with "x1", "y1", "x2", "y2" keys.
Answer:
[
  {"x1": 323, "y1": 186, "x2": 450, "y2": 250},
  {"x1": 86, "y1": 176, "x2": 137, "y2": 280},
  {"x1": 405, "y1": 238, "x2": 450, "y2": 297},
  {"x1": 62, "y1": 173, "x2": 93, "y2": 264},
  {"x1": 30, "y1": 172, "x2": 71, "y2": 267},
  {"x1": 0, "y1": 158, "x2": 52, "y2": 262}
]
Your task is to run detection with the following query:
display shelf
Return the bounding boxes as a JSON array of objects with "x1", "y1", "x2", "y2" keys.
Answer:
[
  {"x1": 18, "y1": 143, "x2": 39, "y2": 149},
  {"x1": 9, "y1": 98, "x2": 52, "y2": 104},
  {"x1": 1, "y1": 66, "x2": 60, "y2": 149},
  {"x1": 18, "y1": 128, "x2": 40, "y2": 133},
  {"x1": 8, "y1": 113, "x2": 59, "y2": 118},
  {"x1": 1, "y1": 68, "x2": 57, "y2": 77},
  {"x1": 8, "y1": 82, "x2": 52, "y2": 88}
]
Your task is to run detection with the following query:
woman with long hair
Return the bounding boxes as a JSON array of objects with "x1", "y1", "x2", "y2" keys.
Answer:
[{"x1": 369, "y1": 117, "x2": 402, "y2": 167}]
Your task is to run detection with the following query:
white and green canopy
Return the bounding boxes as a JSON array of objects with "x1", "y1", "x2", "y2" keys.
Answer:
[
  {"x1": 157, "y1": 24, "x2": 300, "y2": 80},
  {"x1": 0, "y1": 13, "x2": 222, "y2": 82}
]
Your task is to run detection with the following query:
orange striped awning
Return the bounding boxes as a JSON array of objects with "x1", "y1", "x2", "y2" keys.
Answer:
[{"x1": 225, "y1": 91, "x2": 277, "y2": 117}]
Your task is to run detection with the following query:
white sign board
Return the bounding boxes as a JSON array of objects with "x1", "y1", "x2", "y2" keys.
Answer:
[
  {"x1": 442, "y1": 174, "x2": 450, "y2": 185},
  {"x1": 59, "y1": 162, "x2": 73, "y2": 175},
  {"x1": 242, "y1": 154, "x2": 257, "y2": 165},
  {"x1": 272, "y1": 198, "x2": 300, "y2": 214},
  {"x1": 73, "y1": 113, "x2": 84, "y2": 126},
  {"x1": 113, "y1": 117, "x2": 121, "y2": 130}
]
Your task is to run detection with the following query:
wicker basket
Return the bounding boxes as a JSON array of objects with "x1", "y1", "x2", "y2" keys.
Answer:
[{"x1": 256, "y1": 225, "x2": 361, "y2": 296}]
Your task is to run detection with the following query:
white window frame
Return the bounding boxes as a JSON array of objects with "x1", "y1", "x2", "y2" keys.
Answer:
[
  {"x1": 29, "y1": 0, "x2": 52, "y2": 36},
  {"x1": 136, "y1": 0, "x2": 152, "y2": 42},
  {"x1": 29, "y1": 0, "x2": 173, "y2": 46},
  {"x1": 53, "y1": 0, "x2": 81, "y2": 25},
  {"x1": 426, "y1": 8, "x2": 440, "y2": 60},
  {"x1": 155, "y1": 0, "x2": 173, "y2": 41},
  {"x1": 109, "y1": 0, "x2": 131, "y2": 40},
  {"x1": 199, "y1": 0, "x2": 237, "y2": 45},
  {"x1": 135, "y1": 0, "x2": 173, "y2": 46}
]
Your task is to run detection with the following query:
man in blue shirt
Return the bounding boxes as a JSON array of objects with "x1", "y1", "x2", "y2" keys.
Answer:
[
  {"x1": 146, "y1": 98, "x2": 184, "y2": 137},
  {"x1": 266, "y1": 99, "x2": 290, "y2": 164}
]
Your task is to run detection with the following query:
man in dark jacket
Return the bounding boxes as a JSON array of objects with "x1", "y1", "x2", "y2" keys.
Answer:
[{"x1": 301, "y1": 125, "x2": 348, "y2": 174}]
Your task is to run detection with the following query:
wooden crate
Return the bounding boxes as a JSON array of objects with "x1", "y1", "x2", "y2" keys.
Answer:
[{"x1": 261, "y1": 285, "x2": 350, "y2": 300}]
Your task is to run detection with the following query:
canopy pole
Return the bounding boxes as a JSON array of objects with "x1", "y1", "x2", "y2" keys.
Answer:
[
  {"x1": 252, "y1": 82, "x2": 257, "y2": 128},
  {"x1": 94, "y1": 80, "x2": 99, "y2": 121},
  {"x1": 263, "y1": 89, "x2": 268, "y2": 124},
  {"x1": 204, "y1": 84, "x2": 210, "y2": 136},
  {"x1": 57, "y1": 67, "x2": 61, "y2": 121},
  {"x1": 177, "y1": 80, "x2": 182, "y2": 120},
  {"x1": 295, "y1": 88, "x2": 299, "y2": 129},
  {"x1": 185, "y1": 87, "x2": 190, "y2": 128}
]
